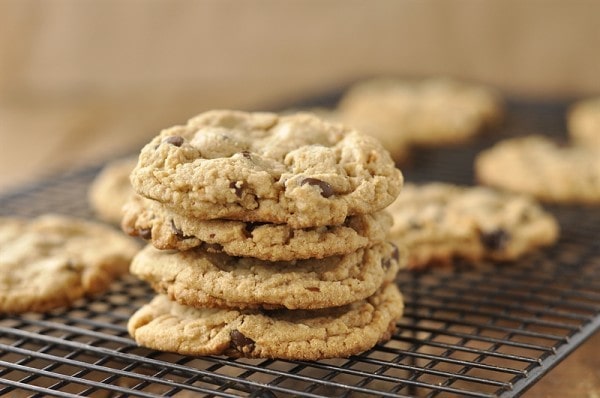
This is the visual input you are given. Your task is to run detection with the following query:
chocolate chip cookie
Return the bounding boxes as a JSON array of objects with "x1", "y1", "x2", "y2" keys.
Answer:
[
  {"x1": 88, "y1": 156, "x2": 137, "y2": 225},
  {"x1": 130, "y1": 110, "x2": 403, "y2": 228},
  {"x1": 568, "y1": 97, "x2": 600, "y2": 148},
  {"x1": 387, "y1": 183, "x2": 559, "y2": 269},
  {"x1": 127, "y1": 283, "x2": 403, "y2": 360},
  {"x1": 337, "y1": 77, "x2": 503, "y2": 152},
  {"x1": 130, "y1": 242, "x2": 403, "y2": 310},
  {"x1": 475, "y1": 135, "x2": 600, "y2": 203},
  {"x1": 0, "y1": 214, "x2": 140, "y2": 313},
  {"x1": 122, "y1": 194, "x2": 393, "y2": 260}
]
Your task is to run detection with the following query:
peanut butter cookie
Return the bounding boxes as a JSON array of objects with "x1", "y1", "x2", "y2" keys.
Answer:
[
  {"x1": 122, "y1": 194, "x2": 392, "y2": 260},
  {"x1": 475, "y1": 135, "x2": 600, "y2": 203},
  {"x1": 127, "y1": 283, "x2": 404, "y2": 360},
  {"x1": 130, "y1": 110, "x2": 403, "y2": 228},
  {"x1": 0, "y1": 214, "x2": 139, "y2": 313},
  {"x1": 388, "y1": 183, "x2": 559, "y2": 268},
  {"x1": 568, "y1": 97, "x2": 600, "y2": 148},
  {"x1": 338, "y1": 77, "x2": 503, "y2": 153},
  {"x1": 130, "y1": 242, "x2": 403, "y2": 310}
]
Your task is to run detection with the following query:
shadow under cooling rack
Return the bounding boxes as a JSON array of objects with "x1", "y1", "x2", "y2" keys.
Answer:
[{"x1": 1, "y1": 97, "x2": 599, "y2": 397}]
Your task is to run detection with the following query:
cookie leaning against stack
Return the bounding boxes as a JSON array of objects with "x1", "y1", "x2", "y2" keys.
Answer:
[{"x1": 124, "y1": 110, "x2": 406, "y2": 360}]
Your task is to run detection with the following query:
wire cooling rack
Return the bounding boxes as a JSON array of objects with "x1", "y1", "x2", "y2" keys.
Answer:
[{"x1": 1, "y1": 96, "x2": 599, "y2": 397}]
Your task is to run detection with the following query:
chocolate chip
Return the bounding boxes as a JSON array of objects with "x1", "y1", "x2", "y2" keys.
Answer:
[
  {"x1": 244, "y1": 222, "x2": 265, "y2": 233},
  {"x1": 382, "y1": 258, "x2": 391, "y2": 271},
  {"x1": 163, "y1": 135, "x2": 184, "y2": 147},
  {"x1": 306, "y1": 287, "x2": 320, "y2": 292},
  {"x1": 170, "y1": 220, "x2": 191, "y2": 240},
  {"x1": 241, "y1": 150, "x2": 252, "y2": 159},
  {"x1": 480, "y1": 229, "x2": 510, "y2": 251},
  {"x1": 282, "y1": 229, "x2": 292, "y2": 245},
  {"x1": 65, "y1": 260, "x2": 78, "y2": 272},
  {"x1": 408, "y1": 219, "x2": 422, "y2": 230},
  {"x1": 202, "y1": 242, "x2": 224, "y2": 253},
  {"x1": 381, "y1": 243, "x2": 399, "y2": 271},
  {"x1": 243, "y1": 222, "x2": 266, "y2": 238},
  {"x1": 139, "y1": 228, "x2": 152, "y2": 240},
  {"x1": 390, "y1": 243, "x2": 400, "y2": 263},
  {"x1": 229, "y1": 181, "x2": 245, "y2": 198},
  {"x1": 301, "y1": 178, "x2": 334, "y2": 198},
  {"x1": 520, "y1": 211, "x2": 533, "y2": 223},
  {"x1": 230, "y1": 330, "x2": 255, "y2": 353}
]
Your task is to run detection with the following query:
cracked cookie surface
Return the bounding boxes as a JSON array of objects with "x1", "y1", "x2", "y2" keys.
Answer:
[
  {"x1": 387, "y1": 183, "x2": 559, "y2": 269},
  {"x1": 127, "y1": 283, "x2": 403, "y2": 360},
  {"x1": 131, "y1": 242, "x2": 403, "y2": 310},
  {"x1": 122, "y1": 194, "x2": 392, "y2": 260},
  {"x1": 130, "y1": 110, "x2": 403, "y2": 228},
  {"x1": 0, "y1": 214, "x2": 140, "y2": 313}
]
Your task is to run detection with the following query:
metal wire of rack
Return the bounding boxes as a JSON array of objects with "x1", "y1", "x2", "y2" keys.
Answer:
[{"x1": 0, "y1": 97, "x2": 599, "y2": 397}]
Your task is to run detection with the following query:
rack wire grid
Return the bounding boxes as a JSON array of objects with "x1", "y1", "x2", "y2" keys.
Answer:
[{"x1": 1, "y1": 96, "x2": 599, "y2": 398}]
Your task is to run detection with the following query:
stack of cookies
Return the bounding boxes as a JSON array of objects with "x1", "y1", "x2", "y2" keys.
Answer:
[{"x1": 122, "y1": 110, "x2": 405, "y2": 360}]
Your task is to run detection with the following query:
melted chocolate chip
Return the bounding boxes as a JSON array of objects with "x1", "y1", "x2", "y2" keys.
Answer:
[
  {"x1": 65, "y1": 260, "x2": 77, "y2": 272},
  {"x1": 243, "y1": 222, "x2": 267, "y2": 238},
  {"x1": 163, "y1": 135, "x2": 184, "y2": 147},
  {"x1": 203, "y1": 242, "x2": 224, "y2": 253},
  {"x1": 170, "y1": 220, "x2": 191, "y2": 240},
  {"x1": 301, "y1": 178, "x2": 334, "y2": 198},
  {"x1": 139, "y1": 228, "x2": 152, "y2": 240},
  {"x1": 408, "y1": 219, "x2": 422, "y2": 230},
  {"x1": 520, "y1": 211, "x2": 533, "y2": 223},
  {"x1": 230, "y1": 330, "x2": 255, "y2": 353},
  {"x1": 480, "y1": 229, "x2": 510, "y2": 251},
  {"x1": 381, "y1": 243, "x2": 400, "y2": 271},
  {"x1": 229, "y1": 181, "x2": 245, "y2": 198},
  {"x1": 390, "y1": 243, "x2": 400, "y2": 263},
  {"x1": 306, "y1": 287, "x2": 321, "y2": 292},
  {"x1": 382, "y1": 258, "x2": 391, "y2": 271}
]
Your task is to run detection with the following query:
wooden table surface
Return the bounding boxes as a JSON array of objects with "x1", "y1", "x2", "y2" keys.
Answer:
[{"x1": 0, "y1": 1, "x2": 598, "y2": 396}]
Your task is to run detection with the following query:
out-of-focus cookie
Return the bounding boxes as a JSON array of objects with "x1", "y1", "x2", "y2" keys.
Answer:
[
  {"x1": 387, "y1": 183, "x2": 559, "y2": 269},
  {"x1": 127, "y1": 283, "x2": 403, "y2": 360},
  {"x1": 130, "y1": 242, "x2": 403, "y2": 310},
  {"x1": 568, "y1": 97, "x2": 600, "y2": 148},
  {"x1": 475, "y1": 135, "x2": 600, "y2": 203},
  {"x1": 130, "y1": 110, "x2": 403, "y2": 229},
  {"x1": 337, "y1": 77, "x2": 503, "y2": 154},
  {"x1": 122, "y1": 194, "x2": 392, "y2": 260},
  {"x1": 0, "y1": 214, "x2": 140, "y2": 313},
  {"x1": 88, "y1": 156, "x2": 137, "y2": 225}
]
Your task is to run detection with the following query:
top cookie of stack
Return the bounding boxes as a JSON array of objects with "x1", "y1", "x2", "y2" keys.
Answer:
[{"x1": 130, "y1": 110, "x2": 402, "y2": 229}]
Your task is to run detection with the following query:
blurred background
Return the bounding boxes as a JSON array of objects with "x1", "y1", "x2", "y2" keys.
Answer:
[
  {"x1": 1, "y1": 0, "x2": 600, "y2": 192},
  {"x1": 0, "y1": 1, "x2": 599, "y2": 396}
]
